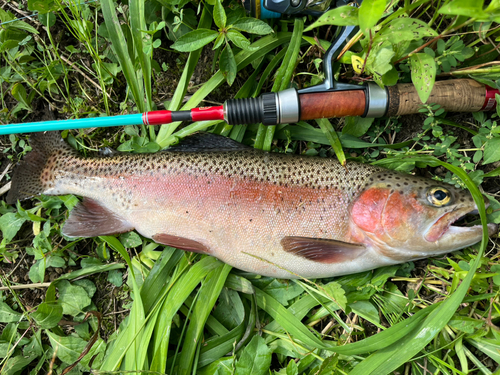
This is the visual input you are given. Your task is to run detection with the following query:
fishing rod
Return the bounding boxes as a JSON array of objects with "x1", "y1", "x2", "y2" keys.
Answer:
[{"x1": 0, "y1": 1, "x2": 498, "y2": 135}]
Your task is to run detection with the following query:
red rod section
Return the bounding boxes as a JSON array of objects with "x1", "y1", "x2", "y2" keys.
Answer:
[
  {"x1": 142, "y1": 106, "x2": 225, "y2": 126},
  {"x1": 482, "y1": 86, "x2": 499, "y2": 111},
  {"x1": 191, "y1": 106, "x2": 225, "y2": 121}
]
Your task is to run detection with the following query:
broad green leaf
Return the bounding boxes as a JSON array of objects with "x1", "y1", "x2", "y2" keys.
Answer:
[
  {"x1": 0, "y1": 302, "x2": 23, "y2": 323},
  {"x1": 375, "y1": 18, "x2": 438, "y2": 44},
  {"x1": 45, "y1": 330, "x2": 88, "y2": 364},
  {"x1": 232, "y1": 18, "x2": 273, "y2": 35},
  {"x1": 368, "y1": 46, "x2": 395, "y2": 77},
  {"x1": 483, "y1": 137, "x2": 500, "y2": 164},
  {"x1": 0, "y1": 213, "x2": 26, "y2": 243},
  {"x1": 1, "y1": 353, "x2": 38, "y2": 375},
  {"x1": 323, "y1": 281, "x2": 347, "y2": 310},
  {"x1": 57, "y1": 280, "x2": 92, "y2": 316},
  {"x1": 342, "y1": 117, "x2": 374, "y2": 137},
  {"x1": 304, "y1": 5, "x2": 358, "y2": 31},
  {"x1": 214, "y1": 0, "x2": 226, "y2": 29},
  {"x1": 234, "y1": 335, "x2": 272, "y2": 375},
  {"x1": 439, "y1": 0, "x2": 490, "y2": 20},
  {"x1": 227, "y1": 29, "x2": 255, "y2": 51},
  {"x1": 11, "y1": 83, "x2": 31, "y2": 110},
  {"x1": 410, "y1": 53, "x2": 436, "y2": 103},
  {"x1": 263, "y1": 279, "x2": 304, "y2": 306},
  {"x1": 358, "y1": 0, "x2": 385, "y2": 33},
  {"x1": 171, "y1": 29, "x2": 219, "y2": 52},
  {"x1": 350, "y1": 301, "x2": 382, "y2": 326},
  {"x1": 32, "y1": 302, "x2": 63, "y2": 329},
  {"x1": 27, "y1": 0, "x2": 59, "y2": 13},
  {"x1": 120, "y1": 232, "x2": 142, "y2": 248},
  {"x1": 220, "y1": 44, "x2": 237, "y2": 86}
]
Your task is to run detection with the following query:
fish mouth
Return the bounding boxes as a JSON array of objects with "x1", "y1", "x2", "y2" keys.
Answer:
[{"x1": 425, "y1": 207, "x2": 498, "y2": 243}]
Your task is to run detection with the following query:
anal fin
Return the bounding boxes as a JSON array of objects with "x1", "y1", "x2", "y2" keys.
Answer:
[
  {"x1": 281, "y1": 236, "x2": 365, "y2": 264},
  {"x1": 62, "y1": 198, "x2": 134, "y2": 237}
]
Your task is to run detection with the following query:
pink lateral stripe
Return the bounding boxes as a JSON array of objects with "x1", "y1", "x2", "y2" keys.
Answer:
[
  {"x1": 481, "y1": 86, "x2": 499, "y2": 111},
  {"x1": 143, "y1": 110, "x2": 173, "y2": 125},
  {"x1": 191, "y1": 106, "x2": 225, "y2": 121}
]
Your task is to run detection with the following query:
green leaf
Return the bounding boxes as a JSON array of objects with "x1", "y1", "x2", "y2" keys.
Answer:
[
  {"x1": 343, "y1": 116, "x2": 374, "y2": 137},
  {"x1": 359, "y1": 0, "x2": 385, "y2": 33},
  {"x1": 0, "y1": 212, "x2": 26, "y2": 243},
  {"x1": 410, "y1": 53, "x2": 436, "y2": 103},
  {"x1": 438, "y1": 0, "x2": 490, "y2": 20},
  {"x1": 214, "y1": 0, "x2": 226, "y2": 29},
  {"x1": 11, "y1": 83, "x2": 32, "y2": 110},
  {"x1": 232, "y1": 18, "x2": 274, "y2": 35},
  {"x1": 350, "y1": 300, "x2": 381, "y2": 326},
  {"x1": 220, "y1": 44, "x2": 237, "y2": 86},
  {"x1": 262, "y1": 279, "x2": 304, "y2": 306},
  {"x1": 107, "y1": 269, "x2": 123, "y2": 287},
  {"x1": 171, "y1": 29, "x2": 219, "y2": 52},
  {"x1": 375, "y1": 18, "x2": 438, "y2": 44},
  {"x1": 45, "y1": 330, "x2": 88, "y2": 364},
  {"x1": 234, "y1": 335, "x2": 272, "y2": 375},
  {"x1": 0, "y1": 302, "x2": 23, "y2": 323},
  {"x1": 368, "y1": 46, "x2": 395, "y2": 77},
  {"x1": 32, "y1": 302, "x2": 63, "y2": 329},
  {"x1": 29, "y1": 259, "x2": 46, "y2": 284},
  {"x1": 57, "y1": 280, "x2": 92, "y2": 316},
  {"x1": 227, "y1": 29, "x2": 255, "y2": 51},
  {"x1": 323, "y1": 281, "x2": 347, "y2": 310},
  {"x1": 286, "y1": 359, "x2": 299, "y2": 375},
  {"x1": 120, "y1": 232, "x2": 142, "y2": 248},
  {"x1": 27, "y1": 0, "x2": 59, "y2": 13},
  {"x1": 483, "y1": 137, "x2": 500, "y2": 164},
  {"x1": 304, "y1": 5, "x2": 358, "y2": 31}
]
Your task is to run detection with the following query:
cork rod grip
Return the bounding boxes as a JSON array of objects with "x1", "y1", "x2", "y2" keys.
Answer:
[
  {"x1": 298, "y1": 90, "x2": 366, "y2": 120},
  {"x1": 386, "y1": 79, "x2": 486, "y2": 116}
]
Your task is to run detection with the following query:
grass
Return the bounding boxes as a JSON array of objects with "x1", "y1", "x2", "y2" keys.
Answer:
[{"x1": 1, "y1": 0, "x2": 500, "y2": 374}]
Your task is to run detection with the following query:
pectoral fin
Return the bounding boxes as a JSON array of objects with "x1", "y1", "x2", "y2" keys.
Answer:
[
  {"x1": 152, "y1": 233, "x2": 211, "y2": 254},
  {"x1": 281, "y1": 236, "x2": 366, "y2": 264},
  {"x1": 62, "y1": 198, "x2": 134, "y2": 237}
]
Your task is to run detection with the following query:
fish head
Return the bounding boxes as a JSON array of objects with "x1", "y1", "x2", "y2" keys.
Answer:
[{"x1": 349, "y1": 172, "x2": 498, "y2": 260}]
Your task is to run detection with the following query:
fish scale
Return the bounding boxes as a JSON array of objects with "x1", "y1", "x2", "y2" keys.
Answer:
[{"x1": 7, "y1": 132, "x2": 497, "y2": 278}]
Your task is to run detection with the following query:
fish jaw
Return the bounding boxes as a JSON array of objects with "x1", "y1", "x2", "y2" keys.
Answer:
[{"x1": 425, "y1": 206, "x2": 498, "y2": 251}]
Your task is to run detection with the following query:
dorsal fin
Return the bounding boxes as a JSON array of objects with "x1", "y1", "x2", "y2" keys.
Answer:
[
  {"x1": 168, "y1": 132, "x2": 249, "y2": 152},
  {"x1": 281, "y1": 236, "x2": 366, "y2": 264}
]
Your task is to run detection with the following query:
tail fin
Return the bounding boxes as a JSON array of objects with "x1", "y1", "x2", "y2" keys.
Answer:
[{"x1": 6, "y1": 132, "x2": 79, "y2": 204}]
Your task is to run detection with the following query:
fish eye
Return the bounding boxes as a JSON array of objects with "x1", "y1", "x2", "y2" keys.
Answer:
[{"x1": 427, "y1": 187, "x2": 452, "y2": 206}]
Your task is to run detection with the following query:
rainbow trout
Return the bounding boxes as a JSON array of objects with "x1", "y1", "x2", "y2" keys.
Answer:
[{"x1": 7, "y1": 132, "x2": 498, "y2": 278}]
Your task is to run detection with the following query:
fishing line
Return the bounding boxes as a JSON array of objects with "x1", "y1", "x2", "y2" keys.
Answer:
[{"x1": 0, "y1": 0, "x2": 99, "y2": 27}]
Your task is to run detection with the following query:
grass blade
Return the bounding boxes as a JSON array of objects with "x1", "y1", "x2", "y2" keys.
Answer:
[
  {"x1": 100, "y1": 0, "x2": 144, "y2": 112},
  {"x1": 316, "y1": 118, "x2": 346, "y2": 166},
  {"x1": 177, "y1": 263, "x2": 232, "y2": 374}
]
